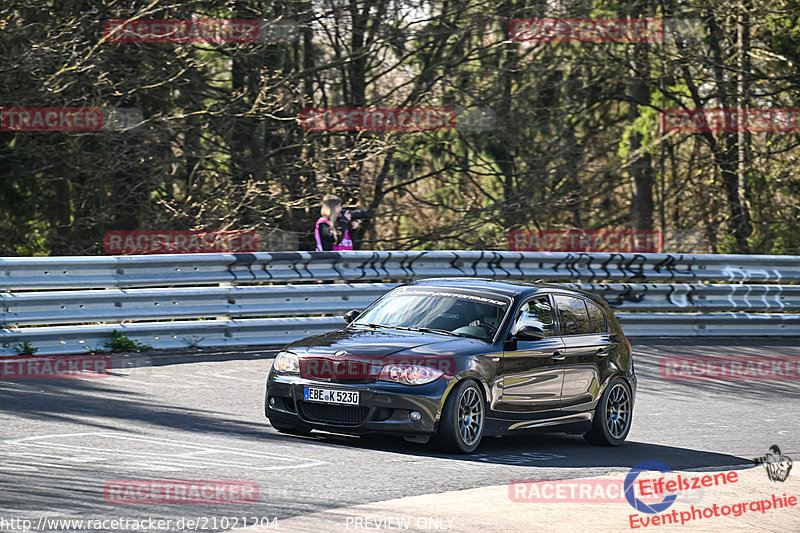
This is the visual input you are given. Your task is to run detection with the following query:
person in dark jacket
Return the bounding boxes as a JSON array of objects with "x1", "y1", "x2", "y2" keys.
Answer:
[{"x1": 314, "y1": 194, "x2": 362, "y2": 251}]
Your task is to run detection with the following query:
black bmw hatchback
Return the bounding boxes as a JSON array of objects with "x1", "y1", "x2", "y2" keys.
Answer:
[{"x1": 265, "y1": 278, "x2": 636, "y2": 453}]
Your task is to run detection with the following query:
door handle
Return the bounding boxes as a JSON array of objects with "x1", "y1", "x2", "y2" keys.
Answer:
[
  {"x1": 551, "y1": 351, "x2": 565, "y2": 361},
  {"x1": 596, "y1": 347, "x2": 610, "y2": 357}
]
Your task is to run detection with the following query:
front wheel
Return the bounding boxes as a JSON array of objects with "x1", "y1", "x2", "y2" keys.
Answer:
[
  {"x1": 584, "y1": 378, "x2": 633, "y2": 446},
  {"x1": 434, "y1": 380, "x2": 485, "y2": 454}
]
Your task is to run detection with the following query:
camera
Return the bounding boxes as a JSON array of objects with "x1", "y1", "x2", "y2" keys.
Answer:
[{"x1": 342, "y1": 209, "x2": 369, "y2": 221}]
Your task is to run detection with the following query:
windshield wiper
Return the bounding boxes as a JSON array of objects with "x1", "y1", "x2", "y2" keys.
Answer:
[
  {"x1": 353, "y1": 323, "x2": 478, "y2": 339},
  {"x1": 352, "y1": 322, "x2": 390, "y2": 329},
  {"x1": 354, "y1": 323, "x2": 418, "y2": 331},
  {"x1": 401, "y1": 327, "x2": 467, "y2": 337}
]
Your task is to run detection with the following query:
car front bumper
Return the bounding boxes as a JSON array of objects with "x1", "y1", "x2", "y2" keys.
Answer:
[{"x1": 265, "y1": 373, "x2": 451, "y2": 435}]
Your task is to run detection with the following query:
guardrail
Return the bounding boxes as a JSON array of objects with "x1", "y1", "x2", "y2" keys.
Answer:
[
  {"x1": 0, "y1": 284, "x2": 394, "y2": 326},
  {"x1": 1, "y1": 251, "x2": 798, "y2": 355},
  {"x1": 3, "y1": 250, "x2": 800, "y2": 289}
]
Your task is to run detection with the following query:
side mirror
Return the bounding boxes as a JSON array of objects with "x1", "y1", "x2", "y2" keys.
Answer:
[
  {"x1": 343, "y1": 309, "x2": 360, "y2": 324},
  {"x1": 514, "y1": 325, "x2": 545, "y2": 341}
]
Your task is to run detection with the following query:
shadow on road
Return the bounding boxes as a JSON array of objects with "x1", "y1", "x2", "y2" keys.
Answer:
[
  {"x1": 0, "y1": 372, "x2": 282, "y2": 441},
  {"x1": 0, "y1": 370, "x2": 754, "y2": 474},
  {"x1": 292, "y1": 431, "x2": 755, "y2": 473},
  {"x1": 2, "y1": 338, "x2": 791, "y2": 477}
]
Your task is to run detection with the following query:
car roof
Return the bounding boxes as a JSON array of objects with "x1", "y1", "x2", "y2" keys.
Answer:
[
  {"x1": 403, "y1": 277, "x2": 609, "y2": 307},
  {"x1": 404, "y1": 277, "x2": 554, "y2": 297}
]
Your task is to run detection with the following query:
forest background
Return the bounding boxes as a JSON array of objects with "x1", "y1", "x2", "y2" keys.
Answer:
[{"x1": 1, "y1": 0, "x2": 799, "y2": 255}]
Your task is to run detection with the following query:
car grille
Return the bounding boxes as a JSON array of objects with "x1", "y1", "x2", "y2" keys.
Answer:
[
  {"x1": 297, "y1": 401, "x2": 370, "y2": 425},
  {"x1": 301, "y1": 358, "x2": 374, "y2": 382}
]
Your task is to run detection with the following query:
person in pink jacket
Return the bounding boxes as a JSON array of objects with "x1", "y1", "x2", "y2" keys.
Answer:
[{"x1": 314, "y1": 194, "x2": 362, "y2": 251}]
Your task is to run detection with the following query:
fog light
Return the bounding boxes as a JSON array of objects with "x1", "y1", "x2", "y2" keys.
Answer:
[
  {"x1": 269, "y1": 397, "x2": 276, "y2": 408},
  {"x1": 409, "y1": 411, "x2": 421, "y2": 422}
]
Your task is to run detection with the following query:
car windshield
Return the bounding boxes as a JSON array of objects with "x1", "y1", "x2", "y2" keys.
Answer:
[{"x1": 352, "y1": 288, "x2": 509, "y2": 340}]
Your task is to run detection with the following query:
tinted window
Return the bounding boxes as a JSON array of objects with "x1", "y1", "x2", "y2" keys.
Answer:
[
  {"x1": 352, "y1": 288, "x2": 509, "y2": 340},
  {"x1": 554, "y1": 295, "x2": 591, "y2": 335},
  {"x1": 586, "y1": 300, "x2": 607, "y2": 333},
  {"x1": 513, "y1": 297, "x2": 555, "y2": 337}
]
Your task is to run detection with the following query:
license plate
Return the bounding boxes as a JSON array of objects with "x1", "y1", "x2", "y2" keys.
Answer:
[{"x1": 303, "y1": 387, "x2": 359, "y2": 405}]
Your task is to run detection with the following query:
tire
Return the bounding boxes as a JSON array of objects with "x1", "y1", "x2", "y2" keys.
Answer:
[
  {"x1": 584, "y1": 378, "x2": 633, "y2": 446},
  {"x1": 270, "y1": 419, "x2": 312, "y2": 436},
  {"x1": 434, "y1": 380, "x2": 485, "y2": 454}
]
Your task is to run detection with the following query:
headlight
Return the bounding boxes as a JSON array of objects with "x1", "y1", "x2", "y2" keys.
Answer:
[
  {"x1": 274, "y1": 351, "x2": 299, "y2": 374},
  {"x1": 378, "y1": 364, "x2": 443, "y2": 385}
]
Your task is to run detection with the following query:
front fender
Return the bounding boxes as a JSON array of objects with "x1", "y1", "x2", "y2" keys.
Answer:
[{"x1": 433, "y1": 370, "x2": 493, "y2": 433}]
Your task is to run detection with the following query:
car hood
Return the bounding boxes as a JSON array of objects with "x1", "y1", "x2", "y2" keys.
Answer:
[{"x1": 284, "y1": 327, "x2": 484, "y2": 359}]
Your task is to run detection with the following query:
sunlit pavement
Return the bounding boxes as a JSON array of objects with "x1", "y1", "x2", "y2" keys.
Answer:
[
  {"x1": 1, "y1": 339, "x2": 798, "y2": 533},
  {"x1": 250, "y1": 466, "x2": 799, "y2": 532}
]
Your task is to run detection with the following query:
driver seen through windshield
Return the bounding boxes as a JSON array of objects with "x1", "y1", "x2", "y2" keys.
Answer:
[{"x1": 352, "y1": 289, "x2": 509, "y2": 340}]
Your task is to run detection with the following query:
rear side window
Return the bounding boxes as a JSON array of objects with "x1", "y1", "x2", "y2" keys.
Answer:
[
  {"x1": 586, "y1": 300, "x2": 608, "y2": 333},
  {"x1": 554, "y1": 295, "x2": 591, "y2": 335}
]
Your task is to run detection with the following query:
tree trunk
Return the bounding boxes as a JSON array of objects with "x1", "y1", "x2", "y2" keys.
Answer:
[{"x1": 628, "y1": 0, "x2": 654, "y2": 230}]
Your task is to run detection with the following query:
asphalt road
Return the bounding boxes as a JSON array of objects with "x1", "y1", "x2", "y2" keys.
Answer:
[{"x1": 1, "y1": 338, "x2": 798, "y2": 532}]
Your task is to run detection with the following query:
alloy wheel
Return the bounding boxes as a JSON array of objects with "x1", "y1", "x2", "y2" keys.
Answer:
[
  {"x1": 457, "y1": 386, "x2": 484, "y2": 446},
  {"x1": 605, "y1": 383, "x2": 631, "y2": 439}
]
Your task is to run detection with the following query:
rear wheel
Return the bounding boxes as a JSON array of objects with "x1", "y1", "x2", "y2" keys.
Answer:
[
  {"x1": 270, "y1": 419, "x2": 312, "y2": 436},
  {"x1": 584, "y1": 378, "x2": 632, "y2": 446},
  {"x1": 434, "y1": 380, "x2": 485, "y2": 454}
]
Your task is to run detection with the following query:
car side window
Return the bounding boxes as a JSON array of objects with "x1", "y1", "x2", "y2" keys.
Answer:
[
  {"x1": 554, "y1": 295, "x2": 591, "y2": 335},
  {"x1": 513, "y1": 297, "x2": 555, "y2": 336},
  {"x1": 586, "y1": 300, "x2": 607, "y2": 333}
]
